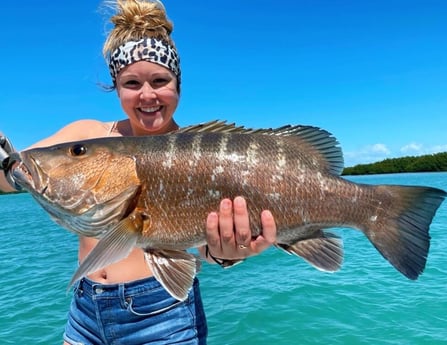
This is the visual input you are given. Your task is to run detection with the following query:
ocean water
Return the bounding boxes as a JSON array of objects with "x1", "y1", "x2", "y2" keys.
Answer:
[{"x1": 1, "y1": 172, "x2": 446, "y2": 344}]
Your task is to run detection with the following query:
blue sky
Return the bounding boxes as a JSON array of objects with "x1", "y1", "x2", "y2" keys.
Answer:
[{"x1": 1, "y1": 0, "x2": 446, "y2": 167}]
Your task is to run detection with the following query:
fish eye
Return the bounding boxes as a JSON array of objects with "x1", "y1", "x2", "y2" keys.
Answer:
[{"x1": 70, "y1": 144, "x2": 87, "y2": 156}]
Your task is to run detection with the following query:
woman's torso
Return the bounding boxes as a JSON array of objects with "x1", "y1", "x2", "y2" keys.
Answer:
[
  {"x1": 66, "y1": 119, "x2": 154, "y2": 283},
  {"x1": 79, "y1": 237, "x2": 152, "y2": 283}
]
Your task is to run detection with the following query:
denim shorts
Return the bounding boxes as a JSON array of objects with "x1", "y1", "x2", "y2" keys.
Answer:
[{"x1": 63, "y1": 276, "x2": 207, "y2": 345}]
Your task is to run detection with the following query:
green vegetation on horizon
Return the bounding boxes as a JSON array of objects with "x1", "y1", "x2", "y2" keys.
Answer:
[{"x1": 343, "y1": 152, "x2": 447, "y2": 175}]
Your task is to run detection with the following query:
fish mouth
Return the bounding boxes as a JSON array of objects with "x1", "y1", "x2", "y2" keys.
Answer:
[{"x1": 12, "y1": 154, "x2": 48, "y2": 195}]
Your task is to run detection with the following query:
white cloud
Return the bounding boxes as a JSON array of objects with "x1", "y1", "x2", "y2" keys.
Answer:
[
  {"x1": 400, "y1": 142, "x2": 423, "y2": 154},
  {"x1": 344, "y1": 142, "x2": 447, "y2": 167},
  {"x1": 370, "y1": 143, "x2": 391, "y2": 155},
  {"x1": 344, "y1": 143, "x2": 391, "y2": 167},
  {"x1": 400, "y1": 143, "x2": 447, "y2": 156},
  {"x1": 429, "y1": 144, "x2": 447, "y2": 153}
]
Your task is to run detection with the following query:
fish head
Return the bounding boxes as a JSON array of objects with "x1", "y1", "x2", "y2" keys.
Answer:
[{"x1": 12, "y1": 138, "x2": 141, "y2": 236}]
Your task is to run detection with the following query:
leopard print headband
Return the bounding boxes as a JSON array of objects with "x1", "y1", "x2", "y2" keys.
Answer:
[{"x1": 108, "y1": 37, "x2": 181, "y2": 85}]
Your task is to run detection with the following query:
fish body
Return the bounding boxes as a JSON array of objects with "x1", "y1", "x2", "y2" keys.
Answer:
[{"x1": 13, "y1": 121, "x2": 446, "y2": 300}]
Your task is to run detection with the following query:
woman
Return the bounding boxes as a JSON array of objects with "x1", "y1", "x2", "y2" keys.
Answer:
[{"x1": 0, "y1": 1, "x2": 277, "y2": 344}]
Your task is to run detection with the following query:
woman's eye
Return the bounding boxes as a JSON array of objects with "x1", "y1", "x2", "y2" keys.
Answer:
[
  {"x1": 124, "y1": 80, "x2": 140, "y2": 87},
  {"x1": 153, "y1": 78, "x2": 169, "y2": 86},
  {"x1": 70, "y1": 144, "x2": 87, "y2": 156}
]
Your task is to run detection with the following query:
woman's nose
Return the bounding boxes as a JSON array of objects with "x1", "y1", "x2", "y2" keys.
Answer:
[{"x1": 140, "y1": 82, "x2": 156, "y2": 100}]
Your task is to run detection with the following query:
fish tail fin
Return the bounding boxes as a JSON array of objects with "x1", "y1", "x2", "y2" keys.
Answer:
[
  {"x1": 276, "y1": 230, "x2": 344, "y2": 272},
  {"x1": 363, "y1": 185, "x2": 446, "y2": 280}
]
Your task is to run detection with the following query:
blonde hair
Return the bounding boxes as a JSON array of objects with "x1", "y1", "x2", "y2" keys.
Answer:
[{"x1": 102, "y1": 0, "x2": 176, "y2": 61}]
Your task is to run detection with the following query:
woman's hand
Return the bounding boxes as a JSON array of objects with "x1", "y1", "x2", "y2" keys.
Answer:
[
  {"x1": 0, "y1": 134, "x2": 15, "y2": 170},
  {"x1": 202, "y1": 196, "x2": 277, "y2": 264},
  {"x1": 0, "y1": 133, "x2": 21, "y2": 192}
]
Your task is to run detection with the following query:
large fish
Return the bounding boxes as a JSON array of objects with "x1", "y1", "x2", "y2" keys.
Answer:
[{"x1": 11, "y1": 121, "x2": 446, "y2": 300}]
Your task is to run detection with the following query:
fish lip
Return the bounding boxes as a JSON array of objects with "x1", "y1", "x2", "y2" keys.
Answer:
[
  {"x1": 12, "y1": 161, "x2": 33, "y2": 189},
  {"x1": 40, "y1": 185, "x2": 48, "y2": 195},
  {"x1": 12, "y1": 155, "x2": 47, "y2": 195}
]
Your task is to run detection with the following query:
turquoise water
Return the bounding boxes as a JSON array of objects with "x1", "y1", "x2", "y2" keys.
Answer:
[{"x1": 1, "y1": 172, "x2": 446, "y2": 344}]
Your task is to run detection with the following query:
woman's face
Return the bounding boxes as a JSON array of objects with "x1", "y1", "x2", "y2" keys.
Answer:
[{"x1": 116, "y1": 61, "x2": 179, "y2": 135}]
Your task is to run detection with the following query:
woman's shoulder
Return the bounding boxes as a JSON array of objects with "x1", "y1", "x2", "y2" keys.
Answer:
[
  {"x1": 58, "y1": 119, "x2": 115, "y2": 134},
  {"x1": 30, "y1": 119, "x2": 116, "y2": 149}
]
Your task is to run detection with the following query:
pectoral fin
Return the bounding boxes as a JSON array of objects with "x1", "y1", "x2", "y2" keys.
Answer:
[
  {"x1": 276, "y1": 231, "x2": 344, "y2": 272},
  {"x1": 68, "y1": 217, "x2": 140, "y2": 289},
  {"x1": 145, "y1": 249, "x2": 201, "y2": 301}
]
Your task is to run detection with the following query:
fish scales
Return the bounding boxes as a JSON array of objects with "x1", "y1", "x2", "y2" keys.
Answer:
[
  {"x1": 133, "y1": 133, "x2": 278, "y2": 245},
  {"x1": 12, "y1": 120, "x2": 447, "y2": 301},
  {"x1": 120, "y1": 132, "x2": 419, "y2": 247},
  {"x1": 134, "y1": 133, "x2": 321, "y2": 245}
]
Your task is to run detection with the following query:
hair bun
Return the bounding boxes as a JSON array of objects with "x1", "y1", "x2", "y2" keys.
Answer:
[{"x1": 103, "y1": 0, "x2": 175, "y2": 58}]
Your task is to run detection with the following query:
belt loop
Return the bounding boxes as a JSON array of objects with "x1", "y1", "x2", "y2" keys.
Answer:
[
  {"x1": 119, "y1": 283, "x2": 127, "y2": 309},
  {"x1": 74, "y1": 279, "x2": 83, "y2": 296}
]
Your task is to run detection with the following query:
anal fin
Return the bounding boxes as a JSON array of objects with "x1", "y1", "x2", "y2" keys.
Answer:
[
  {"x1": 145, "y1": 249, "x2": 201, "y2": 301},
  {"x1": 277, "y1": 231, "x2": 343, "y2": 272}
]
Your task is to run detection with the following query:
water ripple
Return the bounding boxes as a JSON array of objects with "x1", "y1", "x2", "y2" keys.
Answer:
[{"x1": 1, "y1": 173, "x2": 447, "y2": 344}]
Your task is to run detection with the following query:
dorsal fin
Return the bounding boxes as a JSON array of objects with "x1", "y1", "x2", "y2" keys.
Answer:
[
  {"x1": 176, "y1": 120, "x2": 249, "y2": 133},
  {"x1": 277, "y1": 125, "x2": 344, "y2": 176},
  {"x1": 176, "y1": 120, "x2": 344, "y2": 175}
]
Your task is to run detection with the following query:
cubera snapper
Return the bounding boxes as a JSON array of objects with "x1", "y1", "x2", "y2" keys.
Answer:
[{"x1": 11, "y1": 121, "x2": 446, "y2": 301}]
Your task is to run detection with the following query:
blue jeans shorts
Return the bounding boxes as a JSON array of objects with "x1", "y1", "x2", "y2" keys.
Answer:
[{"x1": 63, "y1": 276, "x2": 207, "y2": 345}]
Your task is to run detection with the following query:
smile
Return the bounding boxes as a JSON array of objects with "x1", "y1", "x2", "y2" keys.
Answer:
[{"x1": 139, "y1": 106, "x2": 162, "y2": 113}]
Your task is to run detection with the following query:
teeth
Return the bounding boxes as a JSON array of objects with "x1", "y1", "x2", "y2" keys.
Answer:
[{"x1": 140, "y1": 106, "x2": 161, "y2": 113}]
